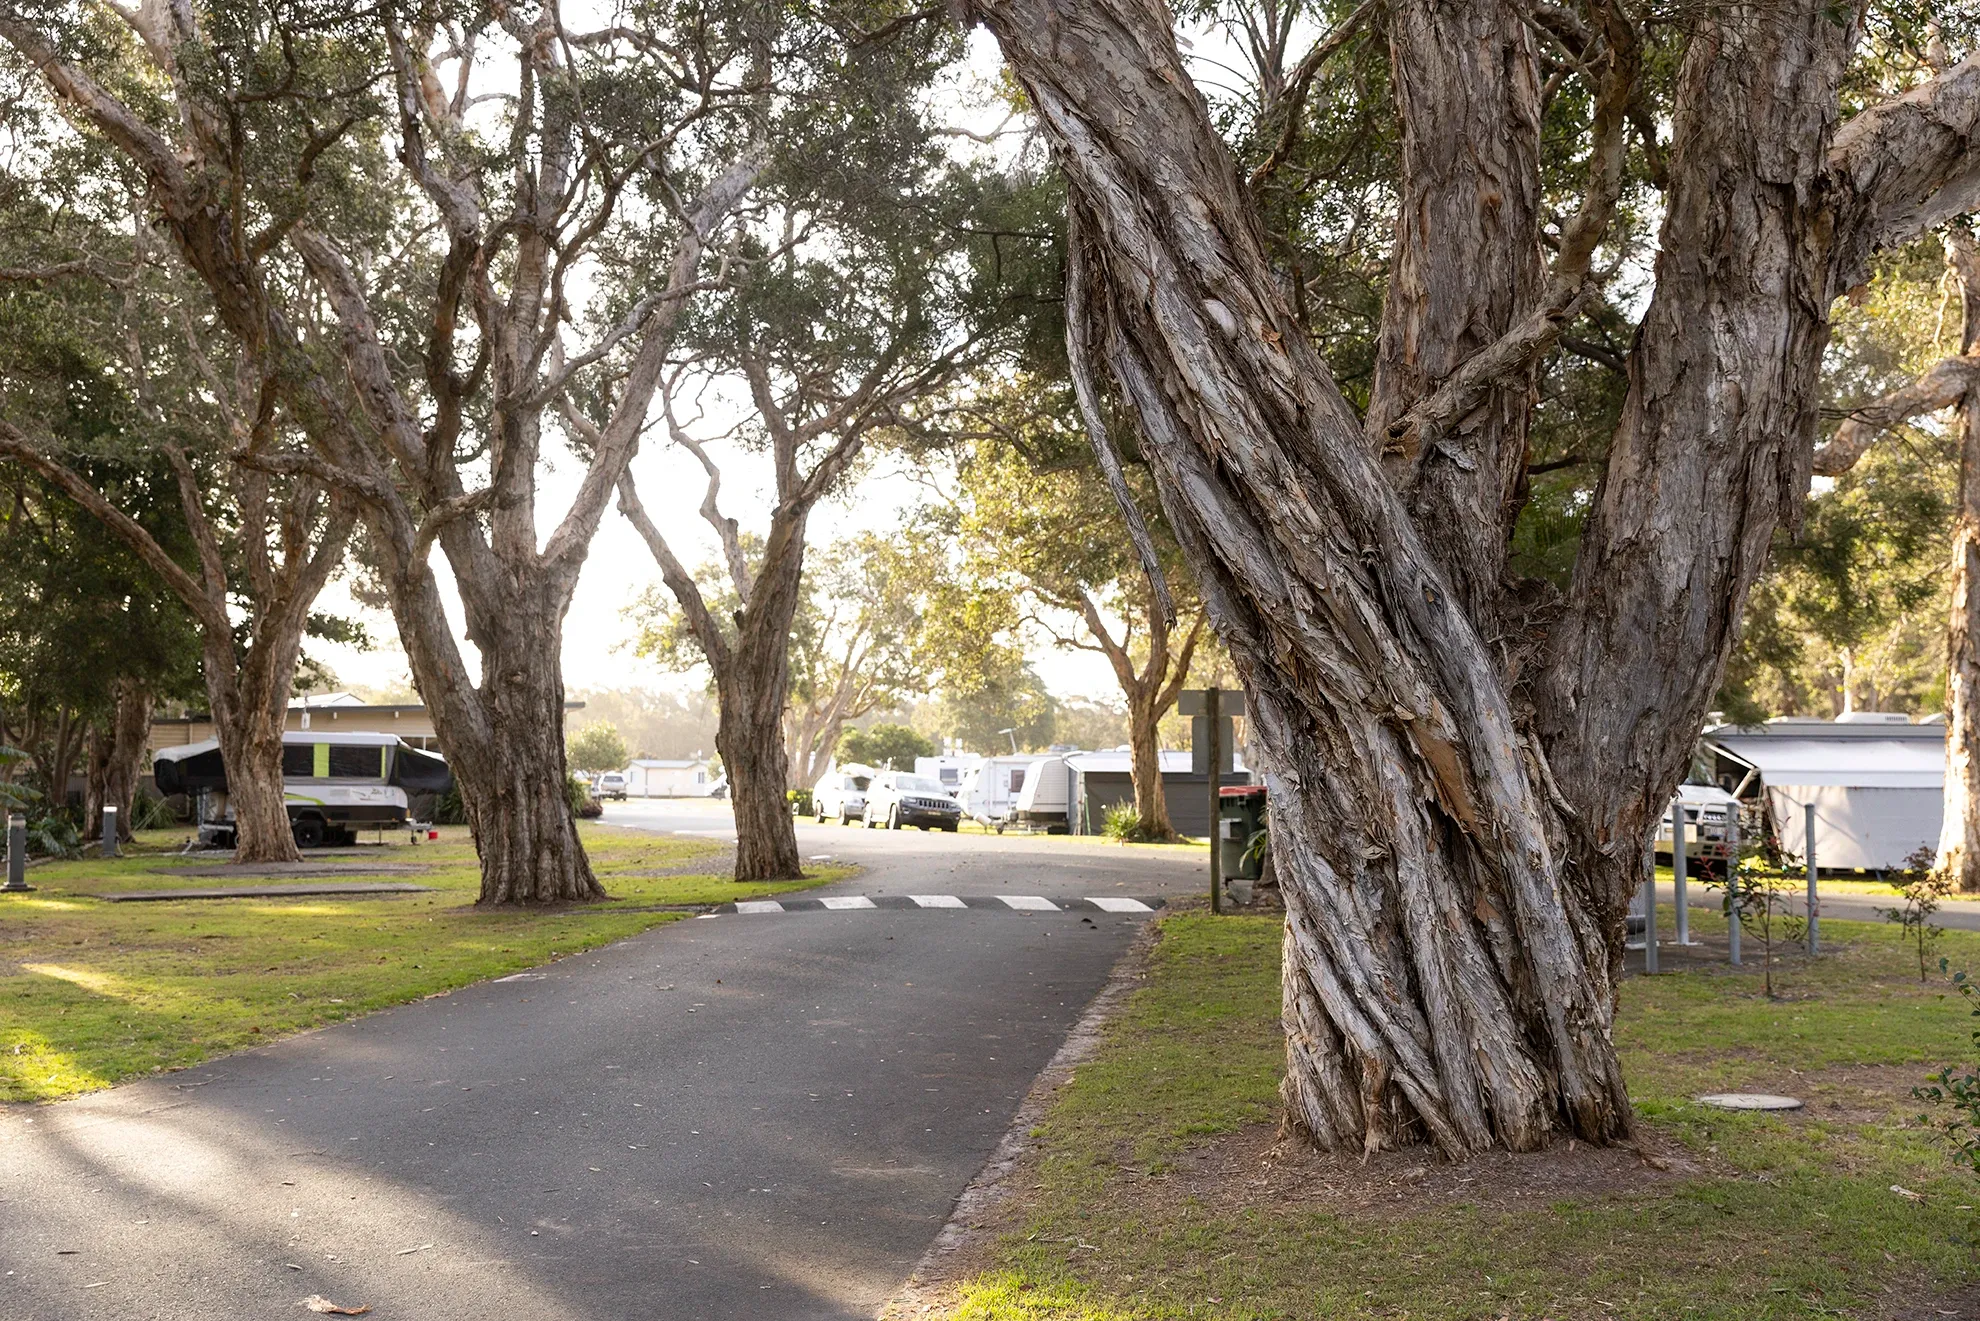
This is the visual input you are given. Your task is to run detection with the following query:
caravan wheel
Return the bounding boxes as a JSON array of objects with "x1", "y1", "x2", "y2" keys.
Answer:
[{"x1": 292, "y1": 817, "x2": 326, "y2": 849}]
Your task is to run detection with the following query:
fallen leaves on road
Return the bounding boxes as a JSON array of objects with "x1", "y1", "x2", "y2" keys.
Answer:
[
  {"x1": 395, "y1": 1243, "x2": 433, "y2": 1256},
  {"x1": 301, "y1": 1296, "x2": 371, "y2": 1314}
]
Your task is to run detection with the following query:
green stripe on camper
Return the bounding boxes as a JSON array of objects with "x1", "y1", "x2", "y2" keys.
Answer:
[{"x1": 313, "y1": 743, "x2": 329, "y2": 778}]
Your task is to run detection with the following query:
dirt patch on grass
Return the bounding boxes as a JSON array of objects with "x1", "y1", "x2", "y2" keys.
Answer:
[
  {"x1": 1880, "y1": 1280, "x2": 1980, "y2": 1319},
  {"x1": 1097, "y1": 1121, "x2": 1707, "y2": 1221}
]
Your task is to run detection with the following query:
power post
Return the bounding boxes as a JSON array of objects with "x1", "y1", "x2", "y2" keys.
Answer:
[{"x1": 1805, "y1": 801, "x2": 1819, "y2": 955}]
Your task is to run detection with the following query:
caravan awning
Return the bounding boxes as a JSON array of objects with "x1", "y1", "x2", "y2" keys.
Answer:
[{"x1": 1705, "y1": 734, "x2": 1942, "y2": 789}]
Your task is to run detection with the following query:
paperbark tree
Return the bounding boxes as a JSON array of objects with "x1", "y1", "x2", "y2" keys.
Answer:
[
  {"x1": 0, "y1": 3, "x2": 766, "y2": 899},
  {"x1": 616, "y1": 15, "x2": 1002, "y2": 881},
  {"x1": 782, "y1": 535, "x2": 927, "y2": 792},
  {"x1": 945, "y1": 426, "x2": 1201, "y2": 835},
  {"x1": 619, "y1": 349, "x2": 960, "y2": 880},
  {"x1": 0, "y1": 416, "x2": 353, "y2": 862},
  {"x1": 1812, "y1": 225, "x2": 1980, "y2": 889},
  {"x1": 0, "y1": 239, "x2": 355, "y2": 861},
  {"x1": 958, "y1": 0, "x2": 1980, "y2": 1155}
]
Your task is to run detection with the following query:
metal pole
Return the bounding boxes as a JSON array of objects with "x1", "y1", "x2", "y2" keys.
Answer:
[
  {"x1": 101, "y1": 804, "x2": 118, "y2": 859},
  {"x1": 1642, "y1": 833, "x2": 1659, "y2": 974},
  {"x1": 2, "y1": 813, "x2": 30, "y2": 892},
  {"x1": 1208, "y1": 686, "x2": 1222, "y2": 914},
  {"x1": 1726, "y1": 813, "x2": 1741, "y2": 967},
  {"x1": 1671, "y1": 799, "x2": 1691, "y2": 945},
  {"x1": 1805, "y1": 800, "x2": 1819, "y2": 956}
]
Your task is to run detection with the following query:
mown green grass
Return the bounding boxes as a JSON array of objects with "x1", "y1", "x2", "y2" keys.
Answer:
[
  {"x1": 0, "y1": 824, "x2": 840, "y2": 1102},
  {"x1": 935, "y1": 908, "x2": 1980, "y2": 1320}
]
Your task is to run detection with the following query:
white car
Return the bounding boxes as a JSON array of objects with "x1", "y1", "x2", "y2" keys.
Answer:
[
  {"x1": 812, "y1": 766, "x2": 874, "y2": 824},
  {"x1": 596, "y1": 771, "x2": 627, "y2": 801}
]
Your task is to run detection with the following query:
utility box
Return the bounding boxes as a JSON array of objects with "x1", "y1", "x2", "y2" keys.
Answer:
[{"x1": 1218, "y1": 785, "x2": 1269, "y2": 882}]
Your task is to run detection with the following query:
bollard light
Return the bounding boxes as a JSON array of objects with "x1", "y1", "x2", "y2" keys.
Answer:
[
  {"x1": 102, "y1": 804, "x2": 119, "y2": 859},
  {"x1": 2, "y1": 812, "x2": 32, "y2": 893}
]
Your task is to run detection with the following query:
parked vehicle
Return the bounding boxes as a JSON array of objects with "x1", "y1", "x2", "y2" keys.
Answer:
[
  {"x1": 707, "y1": 775, "x2": 729, "y2": 799},
  {"x1": 596, "y1": 771, "x2": 628, "y2": 801},
  {"x1": 152, "y1": 731, "x2": 452, "y2": 849},
  {"x1": 1653, "y1": 782, "x2": 1740, "y2": 877},
  {"x1": 1012, "y1": 755, "x2": 1073, "y2": 833},
  {"x1": 813, "y1": 764, "x2": 875, "y2": 824},
  {"x1": 957, "y1": 754, "x2": 1051, "y2": 831},
  {"x1": 862, "y1": 771, "x2": 963, "y2": 831}
]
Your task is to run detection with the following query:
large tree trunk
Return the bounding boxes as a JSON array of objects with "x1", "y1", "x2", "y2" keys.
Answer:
[
  {"x1": 1125, "y1": 694, "x2": 1172, "y2": 837},
  {"x1": 443, "y1": 625, "x2": 602, "y2": 905},
  {"x1": 964, "y1": 0, "x2": 1902, "y2": 1157},
  {"x1": 723, "y1": 677, "x2": 802, "y2": 880},
  {"x1": 720, "y1": 518, "x2": 808, "y2": 883},
  {"x1": 1940, "y1": 243, "x2": 1980, "y2": 892},
  {"x1": 1942, "y1": 402, "x2": 1980, "y2": 891},
  {"x1": 85, "y1": 679, "x2": 149, "y2": 842},
  {"x1": 216, "y1": 706, "x2": 298, "y2": 864}
]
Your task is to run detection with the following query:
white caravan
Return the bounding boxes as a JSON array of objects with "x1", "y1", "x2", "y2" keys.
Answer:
[
  {"x1": 1011, "y1": 754, "x2": 1075, "y2": 833},
  {"x1": 957, "y1": 755, "x2": 1052, "y2": 831}
]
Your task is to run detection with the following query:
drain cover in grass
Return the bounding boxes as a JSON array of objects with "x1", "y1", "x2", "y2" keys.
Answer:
[{"x1": 1698, "y1": 1093, "x2": 1803, "y2": 1111}]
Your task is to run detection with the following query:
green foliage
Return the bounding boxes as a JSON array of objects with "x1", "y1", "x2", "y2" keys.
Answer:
[
  {"x1": 1884, "y1": 845, "x2": 1952, "y2": 982},
  {"x1": 838, "y1": 722, "x2": 935, "y2": 770},
  {"x1": 1101, "y1": 802, "x2": 1152, "y2": 843},
  {"x1": 566, "y1": 722, "x2": 630, "y2": 774},
  {"x1": 1724, "y1": 244, "x2": 1959, "y2": 719},
  {"x1": 565, "y1": 774, "x2": 602, "y2": 821},
  {"x1": 1913, "y1": 962, "x2": 1980, "y2": 1180},
  {"x1": 786, "y1": 788, "x2": 814, "y2": 817}
]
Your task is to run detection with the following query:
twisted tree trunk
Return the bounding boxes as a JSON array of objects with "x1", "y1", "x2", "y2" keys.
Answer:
[{"x1": 967, "y1": 0, "x2": 1980, "y2": 1156}]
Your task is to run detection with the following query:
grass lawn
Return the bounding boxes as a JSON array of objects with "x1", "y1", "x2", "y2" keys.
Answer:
[
  {"x1": 0, "y1": 823, "x2": 841, "y2": 1104},
  {"x1": 917, "y1": 904, "x2": 1980, "y2": 1320}
]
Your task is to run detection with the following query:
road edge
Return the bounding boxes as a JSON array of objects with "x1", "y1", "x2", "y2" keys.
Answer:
[{"x1": 874, "y1": 906, "x2": 1172, "y2": 1319}]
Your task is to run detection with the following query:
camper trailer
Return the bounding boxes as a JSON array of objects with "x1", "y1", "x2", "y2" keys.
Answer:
[
  {"x1": 957, "y1": 755, "x2": 1050, "y2": 830},
  {"x1": 1012, "y1": 755, "x2": 1075, "y2": 833},
  {"x1": 153, "y1": 730, "x2": 453, "y2": 849}
]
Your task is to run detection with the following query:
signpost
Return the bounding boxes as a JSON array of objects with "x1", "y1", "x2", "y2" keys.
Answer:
[
  {"x1": 1181, "y1": 687, "x2": 1244, "y2": 914},
  {"x1": 1805, "y1": 801, "x2": 1819, "y2": 955}
]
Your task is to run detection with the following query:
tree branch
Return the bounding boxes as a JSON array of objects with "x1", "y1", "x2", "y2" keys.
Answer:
[
  {"x1": 0, "y1": 420, "x2": 227, "y2": 635},
  {"x1": 617, "y1": 471, "x2": 732, "y2": 672},
  {"x1": 1385, "y1": 2, "x2": 1636, "y2": 461},
  {"x1": 1828, "y1": 50, "x2": 1980, "y2": 294},
  {"x1": 1814, "y1": 226, "x2": 1980, "y2": 475}
]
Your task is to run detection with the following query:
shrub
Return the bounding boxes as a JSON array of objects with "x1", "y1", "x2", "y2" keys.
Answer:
[
  {"x1": 787, "y1": 788, "x2": 814, "y2": 817},
  {"x1": 566, "y1": 774, "x2": 602, "y2": 819},
  {"x1": 1103, "y1": 802, "x2": 1148, "y2": 843}
]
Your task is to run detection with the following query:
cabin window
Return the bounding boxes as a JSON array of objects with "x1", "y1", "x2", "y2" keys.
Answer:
[
  {"x1": 328, "y1": 744, "x2": 386, "y2": 778},
  {"x1": 940, "y1": 767, "x2": 959, "y2": 784},
  {"x1": 1009, "y1": 768, "x2": 1026, "y2": 793},
  {"x1": 283, "y1": 745, "x2": 316, "y2": 778}
]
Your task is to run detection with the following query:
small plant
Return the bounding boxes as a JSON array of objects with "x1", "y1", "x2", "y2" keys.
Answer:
[
  {"x1": 565, "y1": 773, "x2": 602, "y2": 820},
  {"x1": 1913, "y1": 961, "x2": 1980, "y2": 1179},
  {"x1": 787, "y1": 788, "x2": 814, "y2": 817},
  {"x1": 1102, "y1": 803, "x2": 1148, "y2": 843},
  {"x1": 1710, "y1": 843, "x2": 1805, "y2": 998},
  {"x1": 1881, "y1": 845, "x2": 1950, "y2": 982},
  {"x1": 25, "y1": 812, "x2": 81, "y2": 859}
]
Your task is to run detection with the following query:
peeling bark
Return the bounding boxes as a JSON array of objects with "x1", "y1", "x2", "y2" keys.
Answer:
[{"x1": 961, "y1": 0, "x2": 1980, "y2": 1156}]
